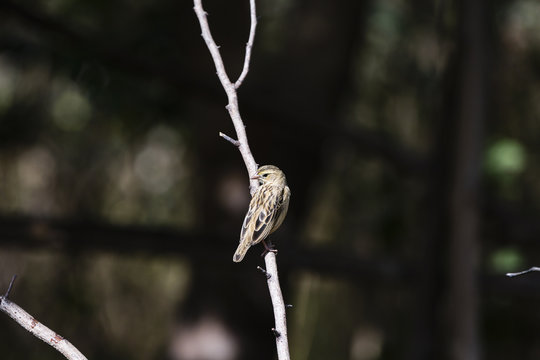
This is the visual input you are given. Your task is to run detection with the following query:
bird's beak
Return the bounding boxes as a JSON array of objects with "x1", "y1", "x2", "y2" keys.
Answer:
[{"x1": 251, "y1": 175, "x2": 260, "y2": 180}]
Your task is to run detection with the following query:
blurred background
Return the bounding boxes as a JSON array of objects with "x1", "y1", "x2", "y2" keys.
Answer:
[{"x1": 0, "y1": 0, "x2": 540, "y2": 359}]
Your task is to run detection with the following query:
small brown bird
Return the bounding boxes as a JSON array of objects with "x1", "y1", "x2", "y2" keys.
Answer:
[{"x1": 233, "y1": 165, "x2": 291, "y2": 262}]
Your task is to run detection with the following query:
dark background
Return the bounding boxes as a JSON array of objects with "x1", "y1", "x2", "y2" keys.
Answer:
[{"x1": 1, "y1": 0, "x2": 540, "y2": 359}]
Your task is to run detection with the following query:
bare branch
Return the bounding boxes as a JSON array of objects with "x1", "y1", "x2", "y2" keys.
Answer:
[
  {"x1": 234, "y1": 0, "x2": 257, "y2": 89},
  {"x1": 193, "y1": 1, "x2": 291, "y2": 359},
  {"x1": 0, "y1": 279, "x2": 87, "y2": 360},
  {"x1": 506, "y1": 267, "x2": 540, "y2": 277}
]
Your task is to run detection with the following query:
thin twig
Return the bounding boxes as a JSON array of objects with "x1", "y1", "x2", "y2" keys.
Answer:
[
  {"x1": 506, "y1": 267, "x2": 540, "y2": 277},
  {"x1": 0, "y1": 279, "x2": 87, "y2": 360},
  {"x1": 193, "y1": 2, "x2": 291, "y2": 359},
  {"x1": 4, "y1": 274, "x2": 17, "y2": 299},
  {"x1": 234, "y1": 0, "x2": 257, "y2": 89},
  {"x1": 219, "y1": 132, "x2": 240, "y2": 147}
]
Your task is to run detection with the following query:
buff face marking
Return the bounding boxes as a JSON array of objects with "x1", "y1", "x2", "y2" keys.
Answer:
[{"x1": 233, "y1": 165, "x2": 291, "y2": 262}]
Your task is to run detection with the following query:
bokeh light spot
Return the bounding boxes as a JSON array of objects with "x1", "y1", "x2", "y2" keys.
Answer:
[
  {"x1": 52, "y1": 85, "x2": 91, "y2": 131},
  {"x1": 490, "y1": 248, "x2": 524, "y2": 273},
  {"x1": 485, "y1": 139, "x2": 526, "y2": 175}
]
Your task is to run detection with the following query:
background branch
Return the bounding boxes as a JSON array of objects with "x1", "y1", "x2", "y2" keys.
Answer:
[
  {"x1": 506, "y1": 267, "x2": 540, "y2": 277},
  {"x1": 1, "y1": 214, "x2": 539, "y2": 295},
  {"x1": 0, "y1": 214, "x2": 409, "y2": 283}
]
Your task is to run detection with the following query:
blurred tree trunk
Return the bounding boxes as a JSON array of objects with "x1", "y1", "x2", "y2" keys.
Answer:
[
  {"x1": 411, "y1": 0, "x2": 489, "y2": 359},
  {"x1": 446, "y1": 0, "x2": 488, "y2": 359}
]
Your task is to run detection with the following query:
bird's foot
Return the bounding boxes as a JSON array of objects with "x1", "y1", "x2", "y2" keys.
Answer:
[{"x1": 260, "y1": 240, "x2": 278, "y2": 258}]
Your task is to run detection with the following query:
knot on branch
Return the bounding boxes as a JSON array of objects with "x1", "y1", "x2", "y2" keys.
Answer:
[{"x1": 257, "y1": 266, "x2": 271, "y2": 279}]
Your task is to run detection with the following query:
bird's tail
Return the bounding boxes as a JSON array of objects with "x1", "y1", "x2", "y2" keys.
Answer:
[{"x1": 233, "y1": 239, "x2": 251, "y2": 262}]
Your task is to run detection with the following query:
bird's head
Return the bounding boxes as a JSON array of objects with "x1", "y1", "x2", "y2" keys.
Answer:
[{"x1": 251, "y1": 165, "x2": 286, "y2": 186}]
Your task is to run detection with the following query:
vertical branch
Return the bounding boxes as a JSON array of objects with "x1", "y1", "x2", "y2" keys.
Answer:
[
  {"x1": 193, "y1": 1, "x2": 291, "y2": 359},
  {"x1": 264, "y1": 252, "x2": 290, "y2": 360},
  {"x1": 446, "y1": 0, "x2": 487, "y2": 359}
]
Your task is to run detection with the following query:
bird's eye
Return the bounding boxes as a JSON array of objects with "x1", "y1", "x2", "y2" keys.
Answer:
[{"x1": 262, "y1": 173, "x2": 269, "y2": 177}]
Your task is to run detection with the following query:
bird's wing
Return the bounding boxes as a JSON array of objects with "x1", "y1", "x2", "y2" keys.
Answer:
[
  {"x1": 245, "y1": 186, "x2": 281, "y2": 245},
  {"x1": 270, "y1": 185, "x2": 290, "y2": 234},
  {"x1": 234, "y1": 185, "x2": 288, "y2": 262},
  {"x1": 234, "y1": 196, "x2": 262, "y2": 262}
]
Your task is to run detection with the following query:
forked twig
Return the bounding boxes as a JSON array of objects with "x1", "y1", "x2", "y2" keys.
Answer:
[{"x1": 193, "y1": 0, "x2": 259, "y2": 195}]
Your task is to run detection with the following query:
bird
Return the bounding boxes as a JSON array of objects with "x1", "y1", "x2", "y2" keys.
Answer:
[{"x1": 233, "y1": 165, "x2": 291, "y2": 262}]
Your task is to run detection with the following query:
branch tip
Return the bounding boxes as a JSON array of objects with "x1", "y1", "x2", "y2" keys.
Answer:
[
  {"x1": 219, "y1": 132, "x2": 240, "y2": 147},
  {"x1": 286, "y1": 304, "x2": 293, "y2": 308},
  {"x1": 4, "y1": 274, "x2": 17, "y2": 299},
  {"x1": 506, "y1": 267, "x2": 540, "y2": 277}
]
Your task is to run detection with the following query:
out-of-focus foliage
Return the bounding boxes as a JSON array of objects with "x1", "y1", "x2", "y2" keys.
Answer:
[{"x1": 486, "y1": 139, "x2": 526, "y2": 176}]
